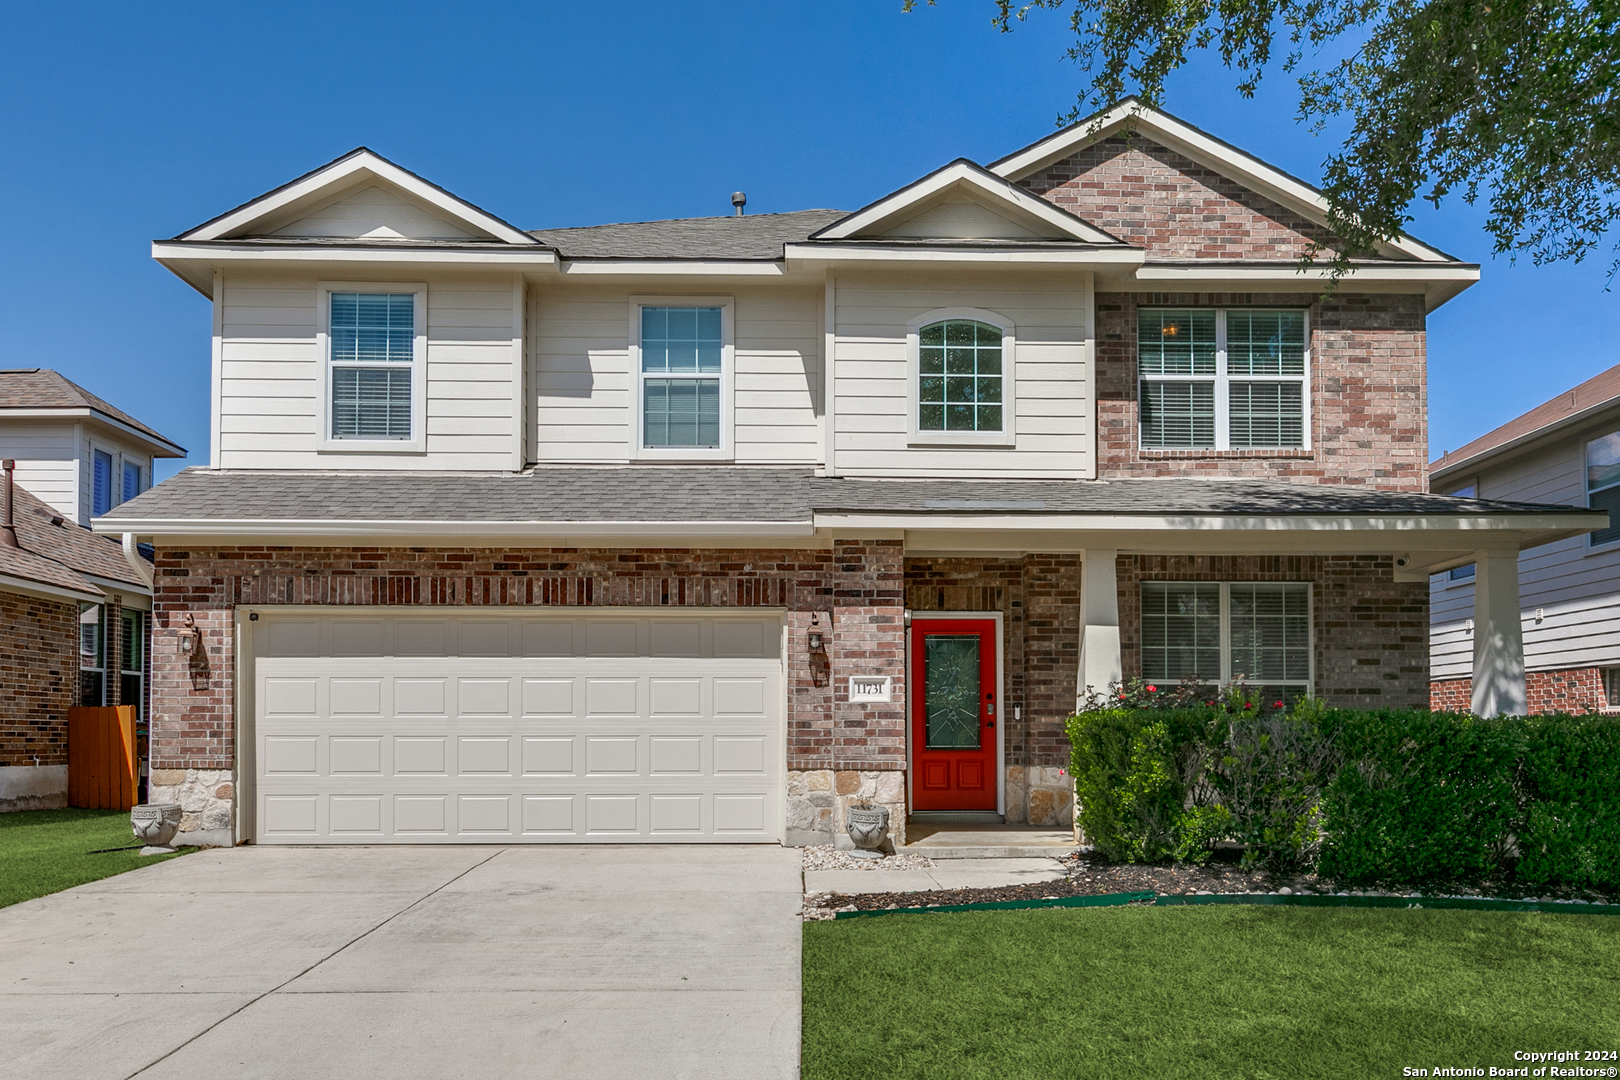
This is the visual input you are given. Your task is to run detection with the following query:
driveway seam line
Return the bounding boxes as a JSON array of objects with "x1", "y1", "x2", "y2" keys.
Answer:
[{"x1": 121, "y1": 849, "x2": 506, "y2": 1080}]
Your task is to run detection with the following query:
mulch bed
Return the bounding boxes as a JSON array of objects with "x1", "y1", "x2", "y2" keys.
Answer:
[{"x1": 816, "y1": 850, "x2": 1617, "y2": 913}]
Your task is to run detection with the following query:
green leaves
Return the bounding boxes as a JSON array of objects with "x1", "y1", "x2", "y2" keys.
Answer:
[
  {"x1": 1066, "y1": 703, "x2": 1620, "y2": 890},
  {"x1": 979, "y1": 0, "x2": 1620, "y2": 277}
]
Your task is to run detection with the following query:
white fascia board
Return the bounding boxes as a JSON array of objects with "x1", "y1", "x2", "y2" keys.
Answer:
[
  {"x1": 152, "y1": 241, "x2": 559, "y2": 270},
  {"x1": 0, "y1": 408, "x2": 185, "y2": 458},
  {"x1": 990, "y1": 103, "x2": 1450, "y2": 263},
  {"x1": 817, "y1": 162, "x2": 1119, "y2": 244},
  {"x1": 91, "y1": 518, "x2": 817, "y2": 541},
  {"x1": 814, "y1": 511, "x2": 1606, "y2": 538},
  {"x1": 1129, "y1": 261, "x2": 1481, "y2": 310},
  {"x1": 784, "y1": 243, "x2": 1144, "y2": 267},
  {"x1": 180, "y1": 151, "x2": 539, "y2": 246},
  {"x1": 0, "y1": 572, "x2": 104, "y2": 605},
  {"x1": 559, "y1": 260, "x2": 786, "y2": 276},
  {"x1": 81, "y1": 571, "x2": 153, "y2": 602}
]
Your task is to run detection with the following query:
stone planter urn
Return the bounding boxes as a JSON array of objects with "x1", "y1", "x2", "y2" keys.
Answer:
[
  {"x1": 131, "y1": 803, "x2": 182, "y2": 853},
  {"x1": 845, "y1": 803, "x2": 890, "y2": 860}
]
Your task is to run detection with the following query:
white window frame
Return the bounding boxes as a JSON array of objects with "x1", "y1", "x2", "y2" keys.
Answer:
[
  {"x1": 121, "y1": 456, "x2": 149, "y2": 503},
  {"x1": 1138, "y1": 307, "x2": 1312, "y2": 451},
  {"x1": 1586, "y1": 430, "x2": 1620, "y2": 550},
  {"x1": 628, "y1": 295, "x2": 735, "y2": 462},
  {"x1": 316, "y1": 281, "x2": 428, "y2": 454},
  {"x1": 88, "y1": 440, "x2": 118, "y2": 516},
  {"x1": 906, "y1": 307, "x2": 1016, "y2": 448},
  {"x1": 1139, "y1": 580, "x2": 1315, "y2": 689}
]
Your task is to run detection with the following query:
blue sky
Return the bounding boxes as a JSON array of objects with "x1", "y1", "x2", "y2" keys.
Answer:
[{"x1": 1, "y1": 1, "x2": 1612, "y2": 481}]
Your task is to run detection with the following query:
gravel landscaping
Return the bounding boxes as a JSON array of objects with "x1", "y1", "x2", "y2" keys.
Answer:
[{"x1": 800, "y1": 846, "x2": 934, "y2": 872}]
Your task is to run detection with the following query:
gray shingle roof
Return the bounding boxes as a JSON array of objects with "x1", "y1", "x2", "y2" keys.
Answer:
[
  {"x1": 102, "y1": 467, "x2": 1588, "y2": 525},
  {"x1": 0, "y1": 483, "x2": 152, "y2": 596},
  {"x1": 0, "y1": 369, "x2": 182, "y2": 452},
  {"x1": 529, "y1": 210, "x2": 848, "y2": 260}
]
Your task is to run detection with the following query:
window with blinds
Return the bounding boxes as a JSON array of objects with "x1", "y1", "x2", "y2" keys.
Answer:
[
  {"x1": 330, "y1": 292, "x2": 415, "y2": 440},
  {"x1": 641, "y1": 306, "x2": 723, "y2": 448},
  {"x1": 1587, "y1": 431, "x2": 1620, "y2": 547},
  {"x1": 1141, "y1": 581, "x2": 1312, "y2": 687},
  {"x1": 122, "y1": 460, "x2": 143, "y2": 502},
  {"x1": 92, "y1": 450, "x2": 113, "y2": 515},
  {"x1": 1138, "y1": 308, "x2": 1308, "y2": 450}
]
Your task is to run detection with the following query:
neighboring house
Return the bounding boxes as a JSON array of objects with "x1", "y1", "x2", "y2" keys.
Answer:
[
  {"x1": 0, "y1": 370, "x2": 183, "y2": 811},
  {"x1": 1431, "y1": 363, "x2": 1620, "y2": 713},
  {"x1": 99, "y1": 100, "x2": 1601, "y2": 850},
  {"x1": 0, "y1": 368, "x2": 185, "y2": 526},
  {"x1": 0, "y1": 467, "x2": 156, "y2": 811}
]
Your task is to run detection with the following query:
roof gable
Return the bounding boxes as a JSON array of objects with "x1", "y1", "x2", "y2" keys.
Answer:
[
  {"x1": 179, "y1": 148, "x2": 538, "y2": 246},
  {"x1": 989, "y1": 99, "x2": 1454, "y2": 263},
  {"x1": 812, "y1": 160, "x2": 1123, "y2": 245},
  {"x1": 0, "y1": 369, "x2": 184, "y2": 455}
]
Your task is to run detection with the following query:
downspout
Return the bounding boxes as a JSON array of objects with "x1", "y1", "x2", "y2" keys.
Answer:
[
  {"x1": 1, "y1": 459, "x2": 18, "y2": 549},
  {"x1": 122, "y1": 533, "x2": 154, "y2": 589}
]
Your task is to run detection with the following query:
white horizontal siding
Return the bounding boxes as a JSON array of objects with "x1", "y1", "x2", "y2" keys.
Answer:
[
  {"x1": 270, "y1": 185, "x2": 476, "y2": 240},
  {"x1": 832, "y1": 270, "x2": 1091, "y2": 478},
  {"x1": 529, "y1": 283, "x2": 821, "y2": 465},
  {"x1": 1431, "y1": 425, "x2": 1620, "y2": 679},
  {"x1": 216, "y1": 274, "x2": 518, "y2": 470},
  {"x1": 0, "y1": 422, "x2": 79, "y2": 523}
]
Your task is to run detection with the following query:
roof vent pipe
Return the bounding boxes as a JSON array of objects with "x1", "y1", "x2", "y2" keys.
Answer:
[
  {"x1": 1, "y1": 458, "x2": 18, "y2": 549},
  {"x1": 731, "y1": 191, "x2": 746, "y2": 216}
]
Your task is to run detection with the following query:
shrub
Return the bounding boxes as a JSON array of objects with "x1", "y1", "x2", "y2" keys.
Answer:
[
  {"x1": 1206, "y1": 697, "x2": 1341, "y2": 871},
  {"x1": 1316, "y1": 710, "x2": 1522, "y2": 889},
  {"x1": 1065, "y1": 706, "x2": 1223, "y2": 864},
  {"x1": 1516, "y1": 715, "x2": 1620, "y2": 892}
]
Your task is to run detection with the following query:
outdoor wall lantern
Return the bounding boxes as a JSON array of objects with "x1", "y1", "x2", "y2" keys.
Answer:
[
  {"x1": 179, "y1": 613, "x2": 201, "y2": 655},
  {"x1": 808, "y1": 613, "x2": 826, "y2": 652}
]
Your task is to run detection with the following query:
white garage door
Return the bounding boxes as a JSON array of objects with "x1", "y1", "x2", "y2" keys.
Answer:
[{"x1": 248, "y1": 610, "x2": 784, "y2": 843}]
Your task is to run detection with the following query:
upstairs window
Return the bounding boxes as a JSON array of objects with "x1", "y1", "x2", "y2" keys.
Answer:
[
  {"x1": 636, "y1": 303, "x2": 730, "y2": 453},
  {"x1": 122, "y1": 460, "x2": 144, "y2": 503},
  {"x1": 918, "y1": 319, "x2": 1003, "y2": 433},
  {"x1": 326, "y1": 290, "x2": 421, "y2": 442},
  {"x1": 1588, "y1": 431, "x2": 1620, "y2": 547},
  {"x1": 92, "y1": 450, "x2": 113, "y2": 515},
  {"x1": 1139, "y1": 309, "x2": 1308, "y2": 450},
  {"x1": 1447, "y1": 485, "x2": 1478, "y2": 579}
]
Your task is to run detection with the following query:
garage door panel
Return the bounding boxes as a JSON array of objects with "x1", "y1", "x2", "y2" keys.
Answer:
[{"x1": 254, "y1": 611, "x2": 783, "y2": 843}]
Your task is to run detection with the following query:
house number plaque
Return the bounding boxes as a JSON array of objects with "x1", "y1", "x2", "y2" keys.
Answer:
[{"x1": 848, "y1": 676, "x2": 893, "y2": 703}]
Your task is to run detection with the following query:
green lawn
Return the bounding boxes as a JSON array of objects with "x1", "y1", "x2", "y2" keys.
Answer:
[
  {"x1": 0, "y1": 808, "x2": 187, "y2": 909},
  {"x1": 804, "y1": 905, "x2": 1620, "y2": 1080}
]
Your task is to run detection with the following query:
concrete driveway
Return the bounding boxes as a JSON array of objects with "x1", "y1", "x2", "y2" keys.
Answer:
[{"x1": 0, "y1": 844, "x2": 802, "y2": 1080}]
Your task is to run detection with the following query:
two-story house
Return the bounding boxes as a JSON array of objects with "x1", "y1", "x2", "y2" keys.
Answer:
[
  {"x1": 1431, "y1": 363, "x2": 1620, "y2": 712},
  {"x1": 0, "y1": 370, "x2": 183, "y2": 811},
  {"x1": 99, "y1": 101, "x2": 1601, "y2": 848}
]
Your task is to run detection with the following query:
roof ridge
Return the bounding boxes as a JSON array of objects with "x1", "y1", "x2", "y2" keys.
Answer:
[{"x1": 529, "y1": 208, "x2": 846, "y2": 234}]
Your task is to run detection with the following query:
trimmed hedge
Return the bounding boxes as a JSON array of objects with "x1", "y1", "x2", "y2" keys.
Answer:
[{"x1": 1066, "y1": 705, "x2": 1620, "y2": 892}]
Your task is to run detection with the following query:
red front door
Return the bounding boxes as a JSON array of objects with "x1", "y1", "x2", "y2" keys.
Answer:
[{"x1": 911, "y1": 618, "x2": 997, "y2": 811}]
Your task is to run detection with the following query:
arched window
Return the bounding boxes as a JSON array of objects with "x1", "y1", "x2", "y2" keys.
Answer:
[{"x1": 917, "y1": 319, "x2": 1003, "y2": 433}]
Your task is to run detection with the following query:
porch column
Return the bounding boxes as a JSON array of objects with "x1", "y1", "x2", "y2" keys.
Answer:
[
  {"x1": 1471, "y1": 546, "x2": 1527, "y2": 717},
  {"x1": 1078, "y1": 550, "x2": 1122, "y2": 706}
]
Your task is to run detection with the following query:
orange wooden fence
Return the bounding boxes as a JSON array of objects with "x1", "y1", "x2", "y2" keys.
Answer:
[{"x1": 68, "y1": 705, "x2": 137, "y2": 811}]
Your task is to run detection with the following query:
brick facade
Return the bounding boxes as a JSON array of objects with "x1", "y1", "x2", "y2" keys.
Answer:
[
  {"x1": 1019, "y1": 134, "x2": 1337, "y2": 260},
  {"x1": 1430, "y1": 667, "x2": 1613, "y2": 714},
  {"x1": 150, "y1": 541, "x2": 908, "y2": 774},
  {"x1": 903, "y1": 555, "x2": 1081, "y2": 770},
  {"x1": 0, "y1": 591, "x2": 77, "y2": 768},
  {"x1": 1093, "y1": 291, "x2": 1428, "y2": 490},
  {"x1": 1119, "y1": 554, "x2": 1430, "y2": 708}
]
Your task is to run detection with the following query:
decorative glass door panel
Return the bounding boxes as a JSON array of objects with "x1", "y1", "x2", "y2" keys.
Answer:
[{"x1": 911, "y1": 618, "x2": 998, "y2": 811}]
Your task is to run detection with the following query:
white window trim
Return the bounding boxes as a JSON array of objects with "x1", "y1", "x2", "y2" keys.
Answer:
[
  {"x1": 1586, "y1": 430, "x2": 1620, "y2": 551},
  {"x1": 1140, "y1": 580, "x2": 1315, "y2": 689},
  {"x1": 315, "y1": 281, "x2": 428, "y2": 454},
  {"x1": 628, "y1": 295, "x2": 735, "y2": 462},
  {"x1": 906, "y1": 307, "x2": 1017, "y2": 448},
  {"x1": 1138, "y1": 307, "x2": 1312, "y2": 451}
]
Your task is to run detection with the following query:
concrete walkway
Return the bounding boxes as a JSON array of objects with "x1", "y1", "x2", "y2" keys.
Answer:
[
  {"x1": 0, "y1": 845, "x2": 802, "y2": 1080},
  {"x1": 804, "y1": 856, "x2": 1067, "y2": 896}
]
